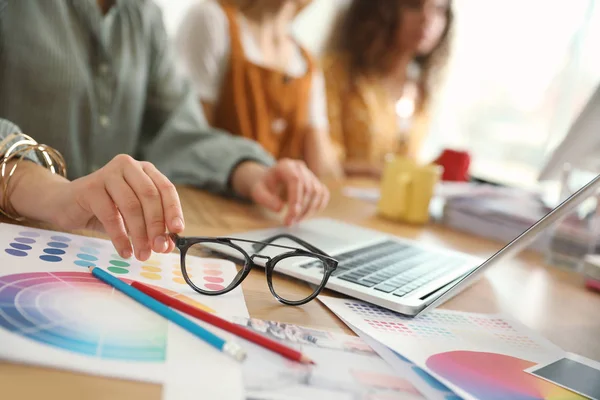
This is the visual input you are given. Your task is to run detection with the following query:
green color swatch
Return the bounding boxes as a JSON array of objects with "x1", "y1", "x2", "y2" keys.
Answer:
[
  {"x1": 107, "y1": 267, "x2": 129, "y2": 274},
  {"x1": 109, "y1": 260, "x2": 130, "y2": 267}
]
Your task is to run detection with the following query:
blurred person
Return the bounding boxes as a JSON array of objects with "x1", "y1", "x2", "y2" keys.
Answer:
[
  {"x1": 0, "y1": 1, "x2": 330, "y2": 261},
  {"x1": 323, "y1": 0, "x2": 453, "y2": 177},
  {"x1": 175, "y1": 0, "x2": 342, "y2": 179}
]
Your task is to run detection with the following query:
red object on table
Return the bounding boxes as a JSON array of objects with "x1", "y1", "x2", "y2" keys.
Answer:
[
  {"x1": 434, "y1": 149, "x2": 471, "y2": 181},
  {"x1": 585, "y1": 278, "x2": 600, "y2": 293},
  {"x1": 130, "y1": 280, "x2": 314, "y2": 364}
]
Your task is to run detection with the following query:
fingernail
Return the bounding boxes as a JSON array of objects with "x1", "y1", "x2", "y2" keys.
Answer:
[
  {"x1": 295, "y1": 204, "x2": 301, "y2": 213},
  {"x1": 172, "y1": 217, "x2": 184, "y2": 231},
  {"x1": 154, "y1": 236, "x2": 168, "y2": 253},
  {"x1": 122, "y1": 248, "x2": 132, "y2": 259},
  {"x1": 140, "y1": 249, "x2": 151, "y2": 261}
]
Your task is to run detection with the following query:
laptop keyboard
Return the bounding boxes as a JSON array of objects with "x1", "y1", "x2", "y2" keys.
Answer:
[{"x1": 301, "y1": 240, "x2": 467, "y2": 298}]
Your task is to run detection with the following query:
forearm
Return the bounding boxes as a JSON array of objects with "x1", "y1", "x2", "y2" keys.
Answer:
[
  {"x1": 1, "y1": 160, "x2": 68, "y2": 224},
  {"x1": 229, "y1": 160, "x2": 268, "y2": 199},
  {"x1": 1, "y1": 119, "x2": 64, "y2": 221},
  {"x1": 304, "y1": 128, "x2": 343, "y2": 180}
]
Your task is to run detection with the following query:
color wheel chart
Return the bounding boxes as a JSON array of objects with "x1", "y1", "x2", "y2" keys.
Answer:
[
  {"x1": 0, "y1": 271, "x2": 181, "y2": 361},
  {"x1": 0, "y1": 223, "x2": 249, "y2": 382},
  {"x1": 319, "y1": 297, "x2": 585, "y2": 400}
]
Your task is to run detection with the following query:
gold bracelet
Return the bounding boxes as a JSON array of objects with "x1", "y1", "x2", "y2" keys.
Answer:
[{"x1": 0, "y1": 134, "x2": 67, "y2": 221}]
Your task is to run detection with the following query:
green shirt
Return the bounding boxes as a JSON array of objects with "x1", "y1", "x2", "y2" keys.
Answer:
[{"x1": 0, "y1": 0, "x2": 274, "y2": 194}]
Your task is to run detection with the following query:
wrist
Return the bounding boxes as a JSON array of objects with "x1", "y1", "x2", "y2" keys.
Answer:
[
  {"x1": 41, "y1": 177, "x2": 72, "y2": 226},
  {"x1": 230, "y1": 160, "x2": 268, "y2": 199},
  {"x1": 9, "y1": 162, "x2": 70, "y2": 225}
]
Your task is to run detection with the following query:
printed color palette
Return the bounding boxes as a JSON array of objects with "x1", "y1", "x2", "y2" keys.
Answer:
[
  {"x1": 344, "y1": 301, "x2": 544, "y2": 351},
  {"x1": 427, "y1": 351, "x2": 585, "y2": 400},
  {"x1": 5, "y1": 231, "x2": 40, "y2": 257},
  {"x1": 0, "y1": 272, "x2": 211, "y2": 361},
  {"x1": 319, "y1": 296, "x2": 577, "y2": 400},
  {"x1": 2, "y1": 227, "x2": 237, "y2": 296}
]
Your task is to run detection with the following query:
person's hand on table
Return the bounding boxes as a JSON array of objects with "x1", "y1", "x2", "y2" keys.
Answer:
[
  {"x1": 231, "y1": 158, "x2": 330, "y2": 226},
  {"x1": 15, "y1": 155, "x2": 185, "y2": 261}
]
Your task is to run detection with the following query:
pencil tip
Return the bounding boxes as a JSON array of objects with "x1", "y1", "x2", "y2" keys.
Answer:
[{"x1": 301, "y1": 355, "x2": 316, "y2": 365}]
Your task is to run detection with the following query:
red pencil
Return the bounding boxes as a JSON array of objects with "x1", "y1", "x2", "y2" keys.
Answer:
[{"x1": 130, "y1": 281, "x2": 315, "y2": 365}]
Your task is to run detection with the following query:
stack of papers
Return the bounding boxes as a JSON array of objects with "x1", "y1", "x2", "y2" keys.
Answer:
[
  {"x1": 441, "y1": 188, "x2": 554, "y2": 253},
  {"x1": 440, "y1": 184, "x2": 600, "y2": 265},
  {"x1": 342, "y1": 182, "x2": 494, "y2": 204}
]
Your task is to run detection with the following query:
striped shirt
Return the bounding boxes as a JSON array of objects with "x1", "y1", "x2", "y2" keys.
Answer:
[{"x1": 0, "y1": 0, "x2": 274, "y2": 194}]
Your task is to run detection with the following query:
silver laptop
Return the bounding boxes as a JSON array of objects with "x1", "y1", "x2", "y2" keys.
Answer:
[
  {"x1": 215, "y1": 172, "x2": 599, "y2": 317},
  {"x1": 213, "y1": 218, "x2": 481, "y2": 315}
]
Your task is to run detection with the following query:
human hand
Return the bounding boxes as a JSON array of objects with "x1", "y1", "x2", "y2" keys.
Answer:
[
  {"x1": 231, "y1": 159, "x2": 330, "y2": 225},
  {"x1": 47, "y1": 155, "x2": 184, "y2": 261}
]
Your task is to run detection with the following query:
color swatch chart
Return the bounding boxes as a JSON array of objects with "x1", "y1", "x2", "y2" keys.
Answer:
[
  {"x1": 0, "y1": 223, "x2": 247, "y2": 314},
  {"x1": 2, "y1": 224, "x2": 230, "y2": 290},
  {"x1": 319, "y1": 296, "x2": 584, "y2": 400},
  {"x1": 0, "y1": 223, "x2": 249, "y2": 383}
]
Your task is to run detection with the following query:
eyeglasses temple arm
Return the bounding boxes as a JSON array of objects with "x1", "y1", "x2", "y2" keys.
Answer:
[
  {"x1": 252, "y1": 233, "x2": 330, "y2": 257},
  {"x1": 169, "y1": 233, "x2": 182, "y2": 246}
]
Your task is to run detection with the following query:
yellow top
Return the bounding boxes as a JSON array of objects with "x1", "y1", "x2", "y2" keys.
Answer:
[{"x1": 322, "y1": 53, "x2": 429, "y2": 166}]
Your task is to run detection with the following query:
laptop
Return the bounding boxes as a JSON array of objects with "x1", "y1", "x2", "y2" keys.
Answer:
[
  {"x1": 206, "y1": 171, "x2": 598, "y2": 317},
  {"x1": 210, "y1": 218, "x2": 480, "y2": 315}
]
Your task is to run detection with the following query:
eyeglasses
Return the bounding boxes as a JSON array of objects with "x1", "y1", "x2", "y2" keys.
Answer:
[{"x1": 169, "y1": 233, "x2": 338, "y2": 306}]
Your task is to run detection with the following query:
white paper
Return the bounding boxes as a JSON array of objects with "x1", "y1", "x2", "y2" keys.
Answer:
[
  {"x1": 342, "y1": 182, "x2": 493, "y2": 204},
  {"x1": 162, "y1": 322, "x2": 245, "y2": 400},
  {"x1": 231, "y1": 317, "x2": 427, "y2": 400},
  {"x1": 319, "y1": 296, "x2": 570, "y2": 400},
  {"x1": 342, "y1": 187, "x2": 381, "y2": 203}
]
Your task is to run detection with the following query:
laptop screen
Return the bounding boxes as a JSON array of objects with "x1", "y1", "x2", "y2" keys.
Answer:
[{"x1": 416, "y1": 173, "x2": 600, "y2": 317}]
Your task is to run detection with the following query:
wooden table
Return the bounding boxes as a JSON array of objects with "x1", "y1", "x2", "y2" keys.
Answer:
[{"x1": 2, "y1": 179, "x2": 600, "y2": 399}]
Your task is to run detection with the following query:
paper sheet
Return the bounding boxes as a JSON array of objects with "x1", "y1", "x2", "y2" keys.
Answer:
[
  {"x1": 342, "y1": 182, "x2": 493, "y2": 204},
  {"x1": 319, "y1": 296, "x2": 582, "y2": 400},
  {"x1": 341, "y1": 319, "x2": 459, "y2": 400},
  {"x1": 162, "y1": 322, "x2": 245, "y2": 400},
  {"x1": 0, "y1": 223, "x2": 249, "y2": 384},
  {"x1": 230, "y1": 317, "x2": 426, "y2": 400},
  {"x1": 342, "y1": 187, "x2": 381, "y2": 203}
]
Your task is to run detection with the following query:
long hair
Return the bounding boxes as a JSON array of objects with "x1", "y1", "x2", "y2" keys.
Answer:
[{"x1": 325, "y1": 0, "x2": 453, "y2": 112}]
